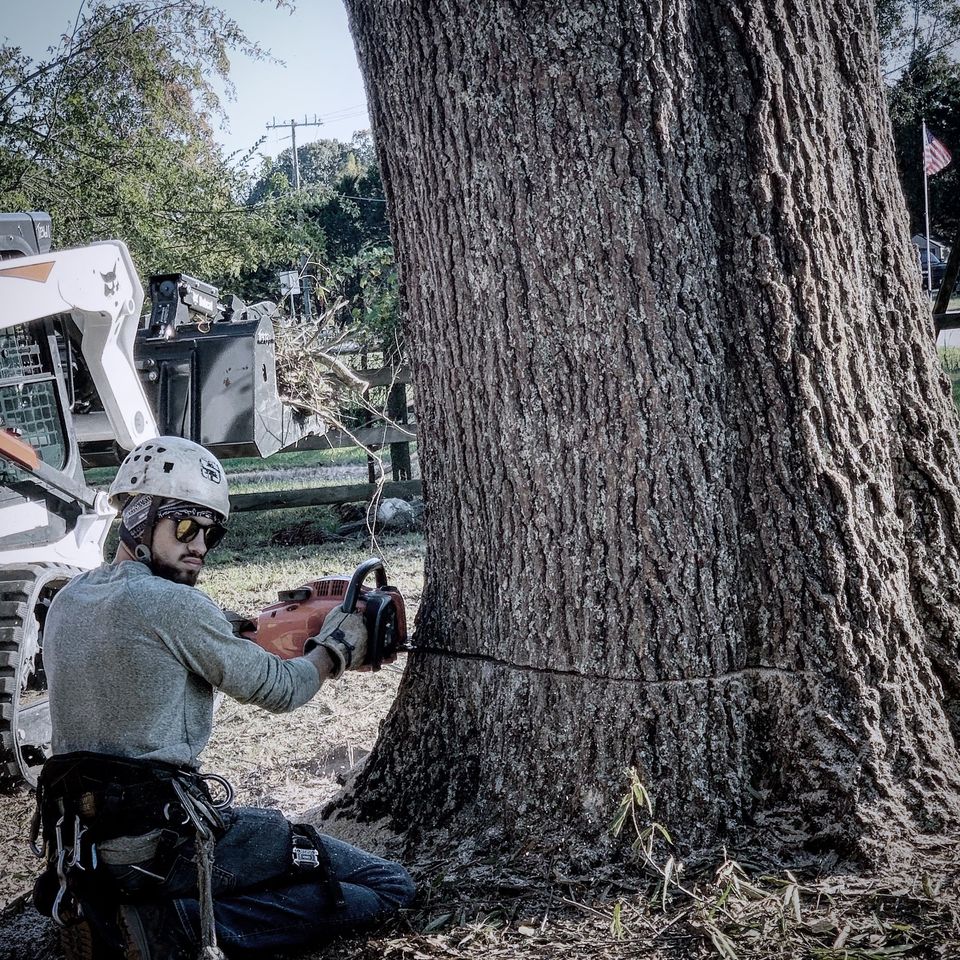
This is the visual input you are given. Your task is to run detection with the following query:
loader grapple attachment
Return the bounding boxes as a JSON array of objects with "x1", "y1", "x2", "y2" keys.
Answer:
[{"x1": 128, "y1": 276, "x2": 324, "y2": 460}]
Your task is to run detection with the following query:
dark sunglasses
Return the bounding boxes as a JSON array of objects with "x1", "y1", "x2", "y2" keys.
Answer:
[{"x1": 172, "y1": 517, "x2": 228, "y2": 550}]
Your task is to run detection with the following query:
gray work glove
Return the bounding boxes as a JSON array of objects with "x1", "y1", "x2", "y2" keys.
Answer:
[{"x1": 307, "y1": 606, "x2": 368, "y2": 678}]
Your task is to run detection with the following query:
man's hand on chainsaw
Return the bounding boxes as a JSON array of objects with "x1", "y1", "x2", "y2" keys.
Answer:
[{"x1": 309, "y1": 606, "x2": 368, "y2": 678}]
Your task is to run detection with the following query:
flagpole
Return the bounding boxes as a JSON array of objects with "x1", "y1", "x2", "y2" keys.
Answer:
[{"x1": 923, "y1": 119, "x2": 934, "y2": 295}]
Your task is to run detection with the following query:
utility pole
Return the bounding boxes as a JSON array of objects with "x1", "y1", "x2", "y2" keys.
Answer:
[{"x1": 267, "y1": 115, "x2": 323, "y2": 320}]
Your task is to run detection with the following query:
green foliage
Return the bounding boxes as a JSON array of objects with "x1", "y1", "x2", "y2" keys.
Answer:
[
  {"x1": 0, "y1": 0, "x2": 282, "y2": 280},
  {"x1": 213, "y1": 189, "x2": 325, "y2": 304},
  {"x1": 0, "y1": 3, "x2": 397, "y2": 347},
  {"x1": 321, "y1": 243, "x2": 399, "y2": 345},
  {"x1": 887, "y1": 51, "x2": 960, "y2": 239},
  {"x1": 878, "y1": 0, "x2": 960, "y2": 64},
  {"x1": 292, "y1": 163, "x2": 389, "y2": 266},
  {"x1": 354, "y1": 244, "x2": 400, "y2": 342},
  {"x1": 876, "y1": 0, "x2": 909, "y2": 49},
  {"x1": 248, "y1": 131, "x2": 376, "y2": 202},
  {"x1": 238, "y1": 139, "x2": 400, "y2": 346}
]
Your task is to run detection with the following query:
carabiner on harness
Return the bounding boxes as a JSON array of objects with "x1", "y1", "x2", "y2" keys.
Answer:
[
  {"x1": 50, "y1": 814, "x2": 87, "y2": 928},
  {"x1": 200, "y1": 773, "x2": 234, "y2": 809}
]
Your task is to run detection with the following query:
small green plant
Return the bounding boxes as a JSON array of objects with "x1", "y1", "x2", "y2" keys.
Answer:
[
  {"x1": 612, "y1": 768, "x2": 673, "y2": 862},
  {"x1": 609, "y1": 900, "x2": 626, "y2": 940},
  {"x1": 612, "y1": 767, "x2": 686, "y2": 917}
]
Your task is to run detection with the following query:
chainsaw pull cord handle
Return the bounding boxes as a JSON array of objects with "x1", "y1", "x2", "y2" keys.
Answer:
[{"x1": 341, "y1": 557, "x2": 387, "y2": 613}]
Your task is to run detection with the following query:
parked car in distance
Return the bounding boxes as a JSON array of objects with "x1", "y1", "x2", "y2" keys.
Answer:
[{"x1": 918, "y1": 248, "x2": 949, "y2": 290}]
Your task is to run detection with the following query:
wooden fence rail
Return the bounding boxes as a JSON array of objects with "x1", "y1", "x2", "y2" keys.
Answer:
[
  {"x1": 231, "y1": 479, "x2": 422, "y2": 513},
  {"x1": 233, "y1": 361, "x2": 422, "y2": 512}
]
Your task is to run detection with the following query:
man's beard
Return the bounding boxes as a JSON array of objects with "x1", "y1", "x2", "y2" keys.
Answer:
[{"x1": 150, "y1": 556, "x2": 201, "y2": 586}]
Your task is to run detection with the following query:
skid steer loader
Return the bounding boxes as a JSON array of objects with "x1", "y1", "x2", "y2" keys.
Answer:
[{"x1": 0, "y1": 213, "x2": 323, "y2": 789}]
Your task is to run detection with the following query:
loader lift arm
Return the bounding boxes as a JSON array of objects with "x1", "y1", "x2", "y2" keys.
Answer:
[
  {"x1": 0, "y1": 242, "x2": 157, "y2": 451},
  {"x1": 0, "y1": 235, "x2": 159, "y2": 788}
]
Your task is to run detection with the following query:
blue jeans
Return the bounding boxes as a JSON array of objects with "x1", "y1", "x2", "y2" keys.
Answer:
[{"x1": 105, "y1": 807, "x2": 416, "y2": 955}]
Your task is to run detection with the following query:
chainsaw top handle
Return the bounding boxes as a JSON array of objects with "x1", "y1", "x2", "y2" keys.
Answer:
[{"x1": 342, "y1": 558, "x2": 388, "y2": 613}]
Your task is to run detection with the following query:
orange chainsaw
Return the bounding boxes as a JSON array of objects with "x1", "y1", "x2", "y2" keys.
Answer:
[{"x1": 237, "y1": 558, "x2": 408, "y2": 670}]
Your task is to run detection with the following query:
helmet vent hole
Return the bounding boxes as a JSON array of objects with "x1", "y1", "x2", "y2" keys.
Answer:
[
  {"x1": 163, "y1": 462, "x2": 174, "y2": 473},
  {"x1": 131, "y1": 476, "x2": 139, "y2": 484},
  {"x1": 144, "y1": 455, "x2": 152, "y2": 461},
  {"x1": 156, "y1": 447, "x2": 166, "y2": 453},
  {"x1": 133, "y1": 455, "x2": 141, "y2": 461}
]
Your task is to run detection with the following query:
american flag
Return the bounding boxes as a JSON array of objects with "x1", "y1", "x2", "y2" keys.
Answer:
[{"x1": 924, "y1": 128, "x2": 952, "y2": 176}]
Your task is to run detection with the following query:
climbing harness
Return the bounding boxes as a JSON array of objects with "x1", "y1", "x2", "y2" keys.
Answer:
[
  {"x1": 32, "y1": 752, "x2": 342, "y2": 958},
  {"x1": 32, "y1": 752, "x2": 232, "y2": 956}
]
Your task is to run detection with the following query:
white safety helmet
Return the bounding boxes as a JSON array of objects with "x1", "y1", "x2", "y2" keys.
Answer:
[{"x1": 108, "y1": 436, "x2": 231, "y2": 521}]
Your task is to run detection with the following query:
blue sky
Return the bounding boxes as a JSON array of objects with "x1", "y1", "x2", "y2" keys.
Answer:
[{"x1": 4, "y1": 1, "x2": 370, "y2": 160}]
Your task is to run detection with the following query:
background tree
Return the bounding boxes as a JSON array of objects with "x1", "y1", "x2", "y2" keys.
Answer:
[
  {"x1": 247, "y1": 131, "x2": 376, "y2": 203},
  {"x1": 877, "y1": 0, "x2": 960, "y2": 239},
  {"x1": 238, "y1": 140, "x2": 398, "y2": 343},
  {"x1": 336, "y1": 0, "x2": 960, "y2": 869},
  {"x1": 876, "y1": 0, "x2": 960, "y2": 62},
  {"x1": 0, "y1": 0, "x2": 283, "y2": 280},
  {"x1": 1, "y1": 1, "x2": 399, "y2": 342}
]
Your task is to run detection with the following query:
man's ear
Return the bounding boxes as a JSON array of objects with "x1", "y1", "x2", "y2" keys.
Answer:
[{"x1": 114, "y1": 541, "x2": 137, "y2": 563}]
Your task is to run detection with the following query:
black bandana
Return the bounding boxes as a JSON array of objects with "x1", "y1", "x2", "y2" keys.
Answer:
[
  {"x1": 120, "y1": 494, "x2": 156, "y2": 542},
  {"x1": 119, "y1": 496, "x2": 219, "y2": 552},
  {"x1": 156, "y1": 500, "x2": 218, "y2": 523}
]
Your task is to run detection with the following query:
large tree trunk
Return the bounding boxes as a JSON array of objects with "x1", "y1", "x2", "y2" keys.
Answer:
[{"x1": 340, "y1": 0, "x2": 960, "y2": 863}]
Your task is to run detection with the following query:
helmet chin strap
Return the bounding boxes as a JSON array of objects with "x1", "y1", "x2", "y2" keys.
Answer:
[{"x1": 138, "y1": 497, "x2": 162, "y2": 565}]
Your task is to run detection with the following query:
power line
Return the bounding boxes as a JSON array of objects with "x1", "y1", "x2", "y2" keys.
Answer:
[
  {"x1": 314, "y1": 106, "x2": 368, "y2": 123},
  {"x1": 266, "y1": 115, "x2": 324, "y2": 190},
  {"x1": 333, "y1": 193, "x2": 386, "y2": 204},
  {"x1": 59, "y1": 188, "x2": 387, "y2": 223}
]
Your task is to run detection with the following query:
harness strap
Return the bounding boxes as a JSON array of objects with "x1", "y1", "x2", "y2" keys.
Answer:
[
  {"x1": 29, "y1": 781, "x2": 44, "y2": 856},
  {"x1": 38, "y1": 752, "x2": 218, "y2": 843},
  {"x1": 196, "y1": 833, "x2": 225, "y2": 959},
  {"x1": 292, "y1": 824, "x2": 346, "y2": 910},
  {"x1": 34, "y1": 751, "x2": 230, "y2": 936}
]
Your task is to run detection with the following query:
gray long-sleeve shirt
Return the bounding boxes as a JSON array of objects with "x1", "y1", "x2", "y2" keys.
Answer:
[{"x1": 44, "y1": 561, "x2": 321, "y2": 769}]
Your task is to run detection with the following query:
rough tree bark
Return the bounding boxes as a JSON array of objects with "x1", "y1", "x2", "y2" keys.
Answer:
[{"x1": 339, "y1": 0, "x2": 960, "y2": 864}]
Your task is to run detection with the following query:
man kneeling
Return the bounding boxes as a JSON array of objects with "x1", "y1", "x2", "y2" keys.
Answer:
[{"x1": 34, "y1": 437, "x2": 414, "y2": 959}]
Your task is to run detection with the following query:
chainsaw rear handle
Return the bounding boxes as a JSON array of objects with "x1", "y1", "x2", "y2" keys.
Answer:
[
  {"x1": 342, "y1": 558, "x2": 388, "y2": 614},
  {"x1": 343, "y1": 558, "x2": 406, "y2": 670}
]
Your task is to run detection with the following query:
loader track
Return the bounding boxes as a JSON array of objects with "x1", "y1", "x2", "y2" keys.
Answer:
[{"x1": 0, "y1": 563, "x2": 81, "y2": 789}]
